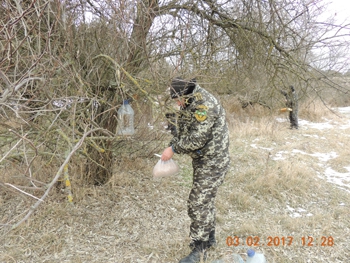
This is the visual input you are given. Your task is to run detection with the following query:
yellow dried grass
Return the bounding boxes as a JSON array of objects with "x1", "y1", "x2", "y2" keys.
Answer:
[{"x1": 1, "y1": 100, "x2": 350, "y2": 262}]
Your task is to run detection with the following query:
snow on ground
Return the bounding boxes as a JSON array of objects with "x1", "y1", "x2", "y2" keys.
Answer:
[
  {"x1": 286, "y1": 205, "x2": 314, "y2": 218},
  {"x1": 279, "y1": 107, "x2": 350, "y2": 192},
  {"x1": 300, "y1": 108, "x2": 350, "y2": 194},
  {"x1": 263, "y1": 108, "x2": 350, "y2": 217}
]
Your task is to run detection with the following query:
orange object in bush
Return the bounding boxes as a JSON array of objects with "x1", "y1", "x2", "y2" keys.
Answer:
[{"x1": 280, "y1": 107, "x2": 293, "y2": 112}]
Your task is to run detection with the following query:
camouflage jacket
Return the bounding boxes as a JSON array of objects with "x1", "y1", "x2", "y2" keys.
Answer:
[
  {"x1": 169, "y1": 85, "x2": 230, "y2": 160},
  {"x1": 281, "y1": 89, "x2": 298, "y2": 110}
]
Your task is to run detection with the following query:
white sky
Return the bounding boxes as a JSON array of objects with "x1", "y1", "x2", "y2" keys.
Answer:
[
  {"x1": 327, "y1": 0, "x2": 350, "y2": 23},
  {"x1": 311, "y1": 1, "x2": 350, "y2": 71}
]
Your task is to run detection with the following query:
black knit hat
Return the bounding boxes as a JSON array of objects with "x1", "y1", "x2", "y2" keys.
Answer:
[{"x1": 170, "y1": 77, "x2": 196, "y2": 99}]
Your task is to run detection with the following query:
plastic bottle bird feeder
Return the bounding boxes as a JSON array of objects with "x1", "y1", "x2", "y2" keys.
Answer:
[{"x1": 117, "y1": 99, "x2": 135, "y2": 136}]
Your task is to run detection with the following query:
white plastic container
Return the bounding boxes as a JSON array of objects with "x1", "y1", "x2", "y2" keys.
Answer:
[
  {"x1": 246, "y1": 249, "x2": 266, "y2": 263},
  {"x1": 233, "y1": 253, "x2": 244, "y2": 263},
  {"x1": 117, "y1": 99, "x2": 134, "y2": 135}
]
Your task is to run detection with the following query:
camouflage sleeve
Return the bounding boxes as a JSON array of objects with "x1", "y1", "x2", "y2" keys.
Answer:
[
  {"x1": 292, "y1": 92, "x2": 298, "y2": 107},
  {"x1": 169, "y1": 136, "x2": 179, "y2": 149},
  {"x1": 171, "y1": 107, "x2": 217, "y2": 154}
]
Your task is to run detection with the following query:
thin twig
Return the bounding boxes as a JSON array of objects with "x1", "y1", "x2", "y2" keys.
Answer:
[
  {"x1": 11, "y1": 128, "x2": 102, "y2": 229},
  {"x1": 4, "y1": 183, "x2": 44, "y2": 201},
  {"x1": 0, "y1": 135, "x2": 24, "y2": 163}
]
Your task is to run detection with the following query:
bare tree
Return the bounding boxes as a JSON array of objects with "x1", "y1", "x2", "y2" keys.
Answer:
[{"x1": 1, "y1": 0, "x2": 350, "y2": 229}]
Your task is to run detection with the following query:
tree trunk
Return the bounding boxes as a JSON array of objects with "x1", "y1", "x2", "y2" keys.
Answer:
[{"x1": 84, "y1": 0, "x2": 158, "y2": 185}]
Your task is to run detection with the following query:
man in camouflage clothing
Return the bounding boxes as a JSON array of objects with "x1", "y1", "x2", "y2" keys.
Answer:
[
  {"x1": 281, "y1": 85, "x2": 299, "y2": 129},
  {"x1": 161, "y1": 77, "x2": 230, "y2": 263}
]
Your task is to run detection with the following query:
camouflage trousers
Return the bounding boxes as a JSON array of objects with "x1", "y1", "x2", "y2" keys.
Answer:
[
  {"x1": 289, "y1": 110, "x2": 298, "y2": 129},
  {"x1": 188, "y1": 156, "x2": 230, "y2": 242}
]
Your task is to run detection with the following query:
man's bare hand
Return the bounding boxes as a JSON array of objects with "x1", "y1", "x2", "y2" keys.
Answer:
[{"x1": 161, "y1": 146, "x2": 174, "y2": 161}]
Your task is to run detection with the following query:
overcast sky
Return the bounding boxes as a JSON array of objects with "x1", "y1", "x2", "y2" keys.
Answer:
[{"x1": 326, "y1": 0, "x2": 350, "y2": 23}]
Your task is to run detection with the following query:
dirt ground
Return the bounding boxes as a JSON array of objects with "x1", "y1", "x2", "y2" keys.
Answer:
[{"x1": 1, "y1": 109, "x2": 350, "y2": 263}]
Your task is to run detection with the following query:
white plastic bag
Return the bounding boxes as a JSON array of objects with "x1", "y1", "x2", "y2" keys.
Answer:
[{"x1": 152, "y1": 158, "x2": 179, "y2": 178}]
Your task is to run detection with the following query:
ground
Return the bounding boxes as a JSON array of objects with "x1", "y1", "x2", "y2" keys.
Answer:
[{"x1": 1, "y1": 107, "x2": 350, "y2": 263}]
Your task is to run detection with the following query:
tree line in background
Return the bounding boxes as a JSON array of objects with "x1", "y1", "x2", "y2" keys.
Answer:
[{"x1": 1, "y1": 0, "x2": 350, "y2": 227}]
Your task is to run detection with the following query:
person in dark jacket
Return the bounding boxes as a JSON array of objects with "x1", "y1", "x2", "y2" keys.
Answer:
[
  {"x1": 161, "y1": 77, "x2": 230, "y2": 263},
  {"x1": 281, "y1": 85, "x2": 299, "y2": 129}
]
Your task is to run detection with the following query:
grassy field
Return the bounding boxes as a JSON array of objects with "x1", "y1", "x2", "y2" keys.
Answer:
[{"x1": 1, "y1": 100, "x2": 350, "y2": 263}]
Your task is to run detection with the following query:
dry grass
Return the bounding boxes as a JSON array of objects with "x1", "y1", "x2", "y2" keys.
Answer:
[{"x1": 1, "y1": 100, "x2": 350, "y2": 263}]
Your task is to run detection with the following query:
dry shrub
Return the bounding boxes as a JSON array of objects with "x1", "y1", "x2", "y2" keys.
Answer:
[
  {"x1": 221, "y1": 95, "x2": 288, "y2": 147},
  {"x1": 108, "y1": 158, "x2": 153, "y2": 186},
  {"x1": 299, "y1": 98, "x2": 335, "y2": 122},
  {"x1": 329, "y1": 95, "x2": 350, "y2": 107},
  {"x1": 221, "y1": 95, "x2": 244, "y2": 115},
  {"x1": 2, "y1": 97, "x2": 350, "y2": 263},
  {"x1": 0, "y1": 156, "x2": 60, "y2": 195},
  {"x1": 222, "y1": 95, "x2": 271, "y2": 122},
  {"x1": 227, "y1": 114, "x2": 287, "y2": 145},
  {"x1": 321, "y1": 82, "x2": 350, "y2": 107}
]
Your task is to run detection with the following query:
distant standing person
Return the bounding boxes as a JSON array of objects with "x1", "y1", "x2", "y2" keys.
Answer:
[{"x1": 281, "y1": 85, "x2": 299, "y2": 129}]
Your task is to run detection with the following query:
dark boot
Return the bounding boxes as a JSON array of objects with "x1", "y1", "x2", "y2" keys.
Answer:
[
  {"x1": 208, "y1": 230, "x2": 216, "y2": 248},
  {"x1": 179, "y1": 240, "x2": 208, "y2": 263}
]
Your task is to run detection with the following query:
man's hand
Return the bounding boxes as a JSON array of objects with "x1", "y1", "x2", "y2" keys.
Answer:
[{"x1": 161, "y1": 146, "x2": 174, "y2": 161}]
